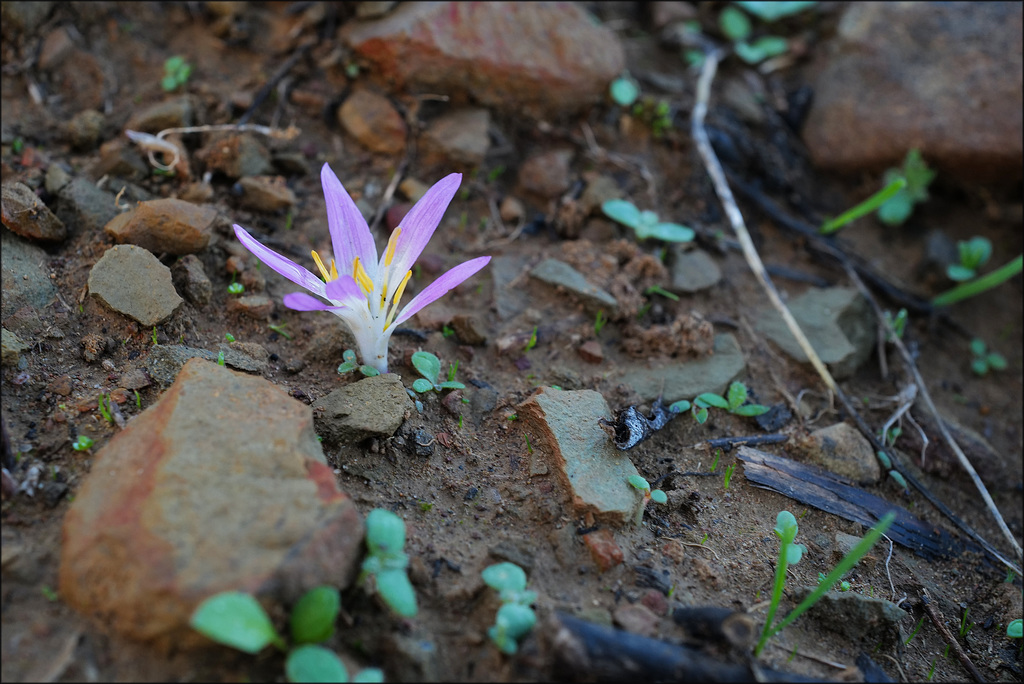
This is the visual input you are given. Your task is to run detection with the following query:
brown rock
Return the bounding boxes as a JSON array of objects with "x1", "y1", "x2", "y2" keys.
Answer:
[
  {"x1": 794, "y1": 422, "x2": 881, "y2": 485},
  {"x1": 1, "y1": 182, "x2": 66, "y2": 242},
  {"x1": 578, "y1": 340, "x2": 603, "y2": 364},
  {"x1": 125, "y1": 97, "x2": 195, "y2": 134},
  {"x1": 104, "y1": 198, "x2": 215, "y2": 255},
  {"x1": 171, "y1": 254, "x2": 212, "y2": 308},
  {"x1": 337, "y1": 89, "x2": 407, "y2": 155},
  {"x1": 420, "y1": 108, "x2": 491, "y2": 167},
  {"x1": 38, "y1": 26, "x2": 74, "y2": 70},
  {"x1": 64, "y1": 109, "x2": 105, "y2": 151},
  {"x1": 90, "y1": 139, "x2": 150, "y2": 180},
  {"x1": 237, "y1": 176, "x2": 297, "y2": 212},
  {"x1": 613, "y1": 603, "x2": 660, "y2": 637},
  {"x1": 228, "y1": 295, "x2": 274, "y2": 319},
  {"x1": 59, "y1": 358, "x2": 364, "y2": 650},
  {"x1": 51, "y1": 49, "x2": 105, "y2": 112},
  {"x1": 450, "y1": 313, "x2": 487, "y2": 346},
  {"x1": 583, "y1": 528, "x2": 624, "y2": 572},
  {"x1": 803, "y1": 3, "x2": 1023, "y2": 183},
  {"x1": 196, "y1": 134, "x2": 273, "y2": 179},
  {"x1": 518, "y1": 148, "x2": 573, "y2": 198},
  {"x1": 341, "y1": 2, "x2": 625, "y2": 118}
]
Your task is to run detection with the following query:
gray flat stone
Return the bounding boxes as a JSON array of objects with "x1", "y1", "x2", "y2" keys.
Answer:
[
  {"x1": 55, "y1": 177, "x2": 119, "y2": 234},
  {"x1": 60, "y1": 358, "x2": 363, "y2": 650},
  {"x1": 615, "y1": 333, "x2": 746, "y2": 403},
  {"x1": 755, "y1": 287, "x2": 873, "y2": 379},
  {"x1": 529, "y1": 258, "x2": 618, "y2": 316},
  {"x1": 1, "y1": 228, "x2": 58, "y2": 319},
  {"x1": 313, "y1": 374, "x2": 413, "y2": 445},
  {"x1": 1, "y1": 327, "x2": 30, "y2": 366},
  {"x1": 790, "y1": 586, "x2": 907, "y2": 645},
  {"x1": 145, "y1": 344, "x2": 265, "y2": 386},
  {"x1": 794, "y1": 422, "x2": 881, "y2": 485},
  {"x1": 491, "y1": 254, "x2": 532, "y2": 321},
  {"x1": 518, "y1": 387, "x2": 643, "y2": 527},
  {"x1": 88, "y1": 245, "x2": 183, "y2": 326},
  {"x1": 669, "y1": 247, "x2": 721, "y2": 293}
]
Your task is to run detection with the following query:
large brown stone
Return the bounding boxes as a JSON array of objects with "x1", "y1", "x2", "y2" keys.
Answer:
[
  {"x1": 60, "y1": 358, "x2": 364, "y2": 651},
  {"x1": 104, "y1": 198, "x2": 215, "y2": 255},
  {"x1": 341, "y1": 2, "x2": 624, "y2": 118},
  {"x1": 803, "y1": 2, "x2": 1023, "y2": 183}
]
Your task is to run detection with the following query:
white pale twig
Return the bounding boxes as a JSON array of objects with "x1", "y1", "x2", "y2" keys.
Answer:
[{"x1": 126, "y1": 123, "x2": 300, "y2": 172}]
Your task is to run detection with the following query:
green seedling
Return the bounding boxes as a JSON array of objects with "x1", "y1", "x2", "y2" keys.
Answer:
[
  {"x1": 191, "y1": 587, "x2": 383, "y2": 683},
  {"x1": 932, "y1": 254, "x2": 1023, "y2": 307},
  {"x1": 609, "y1": 72, "x2": 640, "y2": 107},
  {"x1": 97, "y1": 393, "x2": 114, "y2": 424},
  {"x1": 601, "y1": 199, "x2": 695, "y2": 243},
  {"x1": 524, "y1": 433, "x2": 533, "y2": 454},
  {"x1": 225, "y1": 332, "x2": 236, "y2": 342},
  {"x1": 948, "y1": 237, "x2": 992, "y2": 282},
  {"x1": 482, "y1": 563, "x2": 537, "y2": 655},
  {"x1": 736, "y1": 1, "x2": 818, "y2": 21},
  {"x1": 152, "y1": 326, "x2": 158, "y2": 345},
  {"x1": 877, "y1": 149, "x2": 936, "y2": 225},
  {"x1": 710, "y1": 447, "x2": 722, "y2": 473},
  {"x1": 409, "y1": 351, "x2": 465, "y2": 393},
  {"x1": 927, "y1": 659, "x2": 937, "y2": 681},
  {"x1": 754, "y1": 510, "x2": 895, "y2": 656},
  {"x1": 41, "y1": 585, "x2": 59, "y2": 602},
  {"x1": 161, "y1": 56, "x2": 192, "y2": 92},
  {"x1": 360, "y1": 509, "x2": 417, "y2": 617},
  {"x1": 817, "y1": 572, "x2": 851, "y2": 592},
  {"x1": 722, "y1": 463, "x2": 736, "y2": 489},
  {"x1": 959, "y1": 607, "x2": 975, "y2": 637},
  {"x1": 284, "y1": 209, "x2": 294, "y2": 231},
  {"x1": 969, "y1": 338, "x2": 1007, "y2": 376},
  {"x1": 134, "y1": 389, "x2": 141, "y2": 409},
  {"x1": 717, "y1": 2, "x2": 814, "y2": 65},
  {"x1": 217, "y1": 351, "x2": 226, "y2": 366},
  {"x1": 627, "y1": 475, "x2": 668, "y2": 525},
  {"x1": 883, "y1": 308, "x2": 908, "y2": 341},
  {"x1": 524, "y1": 326, "x2": 538, "y2": 352},
  {"x1": 228, "y1": 281, "x2": 244, "y2": 295},
  {"x1": 12, "y1": 137, "x2": 24, "y2": 155},
  {"x1": 644, "y1": 285, "x2": 679, "y2": 301},
  {"x1": 594, "y1": 310, "x2": 608, "y2": 336},
  {"x1": 337, "y1": 349, "x2": 381, "y2": 377},
  {"x1": 1007, "y1": 619, "x2": 1022, "y2": 638},
  {"x1": 72, "y1": 435, "x2": 94, "y2": 451},
  {"x1": 819, "y1": 177, "x2": 907, "y2": 235},
  {"x1": 688, "y1": 381, "x2": 771, "y2": 424},
  {"x1": 441, "y1": 324, "x2": 455, "y2": 338},
  {"x1": 268, "y1": 323, "x2": 293, "y2": 340}
]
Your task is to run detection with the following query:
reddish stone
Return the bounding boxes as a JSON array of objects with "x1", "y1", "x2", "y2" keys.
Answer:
[
  {"x1": 578, "y1": 340, "x2": 603, "y2": 364},
  {"x1": 583, "y1": 528, "x2": 623, "y2": 572},
  {"x1": 641, "y1": 589, "x2": 669, "y2": 617}
]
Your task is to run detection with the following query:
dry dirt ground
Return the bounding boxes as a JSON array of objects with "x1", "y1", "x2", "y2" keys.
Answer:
[{"x1": 2, "y1": 3, "x2": 1022, "y2": 682}]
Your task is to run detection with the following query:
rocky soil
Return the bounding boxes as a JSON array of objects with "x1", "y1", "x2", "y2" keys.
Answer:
[{"x1": 2, "y1": 2, "x2": 1022, "y2": 682}]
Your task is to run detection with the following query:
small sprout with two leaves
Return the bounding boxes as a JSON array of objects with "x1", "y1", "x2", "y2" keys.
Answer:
[
  {"x1": 189, "y1": 587, "x2": 383, "y2": 683},
  {"x1": 360, "y1": 509, "x2": 417, "y2": 618},
  {"x1": 627, "y1": 474, "x2": 668, "y2": 525},
  {"x1": 718, "y1": 2, "x2": 817, "y2": 65},
  {"x1": 669, "y1": 381, "x2": 769, "y2": 425},
  {"x1": 594, "y1": 310, "x2": 608, "y2": 336},
  {"x1": 161, "y1": 56, "x2": 192, "y2": 92},
  {"x1": 409, "y1": 351, "x2": 465, "y2": 394},
  {"x1": 754, "y1": 509, "x2": 895, "y2": 656},
  {"x1": 337, "y1": 349, "x2": 382, "y2": 378},
  {"x1": 817, "y1": 571, "x2": 851, "y2": 592},
  {"x1": 877, "y1": 148, "x2": 936, "y2": 226},
  {"x1": 948, "y1": 237, "x2": 992, "y2": 282},
  {"x1": 71, "y1": 435, "x2": 94, "y2": 451},
  {"x1": 482, "y1": 562, "x2": 537, "y2": 655},
  {"x1": 601, "y1": 199, "x2": 695, "y2": 243},
  {"x1": 970, "y1": 338, "x2": 1007, "y2": 376}
]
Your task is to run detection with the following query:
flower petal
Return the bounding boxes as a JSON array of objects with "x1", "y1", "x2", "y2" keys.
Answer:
[
  {"x1": 283, "y1": 292, "x2": 344, "y2": 311},
  {"x1": 325, "y1": 274, "x2": 367, "y2": 305},
  {"x1": 393, "y1": 256, "x2": 490, "y2": 326},
  {"x1": 234, "y1": 224, "x2": 325, "y2": 296},
  {"x1": 321, "y1": 164, "x2": 378, "y2": 280},
  {"x1": 387, "y1": 173, "x2": 462, "y2": 278}
]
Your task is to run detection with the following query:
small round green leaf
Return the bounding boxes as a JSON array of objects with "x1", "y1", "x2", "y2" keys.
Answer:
[
  {"x1": 190, "y1": 592, "x2": 281, "y2": 654},
  {"x1": 358, "y1": 365, "x2": 380, "y2": 377},
  {"x1": 650, "y1": 489, "x2": 668, "y2": 505},
  {"x1": 986, "y1": 352, "x2": 1007, "y2": 370},
  {"x1": 352, "y1": 668, "x2": 385, "y2": 683},
  {"x1": 970, "y1": 338, "x2": 988, "y2": 356},
  {"x1": 343, "y1": 349, "x2": 357, "y2": 363},
  {"x1": 877, "y1": 193, "x2": 913, "y2": 225},
  {"x1": 627, "y1": 474, "x2": 650, "y2": 492},
  {"x1": 735, "y1": 1, "x2": 817, "y2": 22},
  {"x1": 365, "y1": 509, "x2": 406, "y2": 556},
  {"x1": 668, "y1": 400, "x2": 691, "y2": 413},
  {"x1": 696, "y1": 393, "x2": 730, "y2": 409},
  {"x1": 495, "y1": 602, "x2": 536, "y2": 641},
  {"x1": 971, "y1": 358, "x2": 990, "y2": 376},
  {"x1": 411, "y1": 378, "x2": 434, "y2": 393},
  {"x1": 286, "y1": 644, "x2": 349, "y2": 683},
  {"x1": 726, "y1": 381, "x2": 749, "y2": 410},
  {"x1": 785, "y1": 542, "x2": 807, "y2": 565},
  {"x1": 609, "y1": 76, "x2": 640, "y2": 107},
  {"x1": 946, "y1": 264, "x2": 976, "y2": 282},
  {"x1": 337, "y1": 361, "x2": 358, "y2": 374},
  {"x1": 774, "y1": 511, "x2": 798, "y2": 543},
  {"x1": 601, "y1": 199, "x2": 643, "y2": 230},
  {"x1": 411, "y1": 351, "x2": 441, "y2": 384},
  {"x1": 692, "y1": 405, "x2": 709, "y2": 424},
  {"x1": 482, "y1": 562, "x2": 528, "y2": 593},
  {"x1": 1007, "y1": 618, "x2": 1023, "y2": 638},
  {"x1": 732, "y1": 404, "x2": 771, "y2": 417},
  {"x1": 648, "y1": 222, "x2": 695, "y2": 243},
  {"x1": 376, "y1": 568, "x2": 418, "y2": 617},
  {"x1": 438, "y1": 381, "x2": 465, "y2": 390},
  {"x1": 291, "y1": 586, "x2": 340, "y2": 645},
  {"x1": 875, "y1": 451, "x2": 892, "y2": 470},
  {"x1": 719, "y1": 6, "x2": 752, "y2": 41},
  {"x1": 888, "y1": 470, "x2": 908, "y2": 490}
]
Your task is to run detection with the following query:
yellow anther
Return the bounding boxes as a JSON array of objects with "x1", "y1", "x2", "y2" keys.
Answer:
[
  {"x1": 352, "y1": 257, "x2": 374, "y2": 294},
  {"x1": 311, "y1": 250, "x2": 331, "y2": 281},
  {"x1": 384, "y1": 270, "x2": 413, "y2": 329},
  {"x1": 384, "y1": 227, "x2": 402, "y2": 267},
  {"x1": 330, "y1": 258, "x2": 338, "y2": 281}
]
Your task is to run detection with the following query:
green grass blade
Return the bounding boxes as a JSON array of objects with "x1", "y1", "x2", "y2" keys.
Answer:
[
  {"x1": 932, "y1": 255, "x2": 1023, "y2": 307},
  {"x1": 766, "y1": 512, "x2": 895, "y2": 640},
  {"x1": 820, "y1": 177, "x2": 907, "y2": 235}
]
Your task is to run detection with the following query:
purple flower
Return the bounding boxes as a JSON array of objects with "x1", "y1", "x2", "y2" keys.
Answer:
[{"x1": 234, "y1": 164, "x2": 489, "y2": 372}]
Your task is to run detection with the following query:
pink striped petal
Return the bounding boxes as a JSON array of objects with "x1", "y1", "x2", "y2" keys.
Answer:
[
  {"x1": 321, "y1": 164, "x2": 378, "y2": 280},
  {"x1": 234, "y1": 224, "x2": 325, "y2": 296},
  {"x1": 325, "y1": 274, "x2": 367, "y2": 306},
  {"x1": 387, "y1": 173, "x2": 461, "y2": 278},
  {"x1": 394, "y1": 256, "x2": 490, "y2": 326},
  {"x1": 283, "y1": 292, "x2": 344, "y2": 311}
]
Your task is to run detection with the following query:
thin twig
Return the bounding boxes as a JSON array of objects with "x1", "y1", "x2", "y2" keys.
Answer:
[
  {"x1": 845, "y1": 264, "x2": 1023, "y2": 565},
  {"x1": 920, "y1": 591, "x2": 986, "y2": 683},
  {"x1": 238, "y1": 43, "x2": 311, "y2": 126},
  {"x1": 691, "y1": 50, "x2": 837, "y2": 395},
  {"x1": 368, "y1": 158, "x2": 408, "y2": 235}
]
